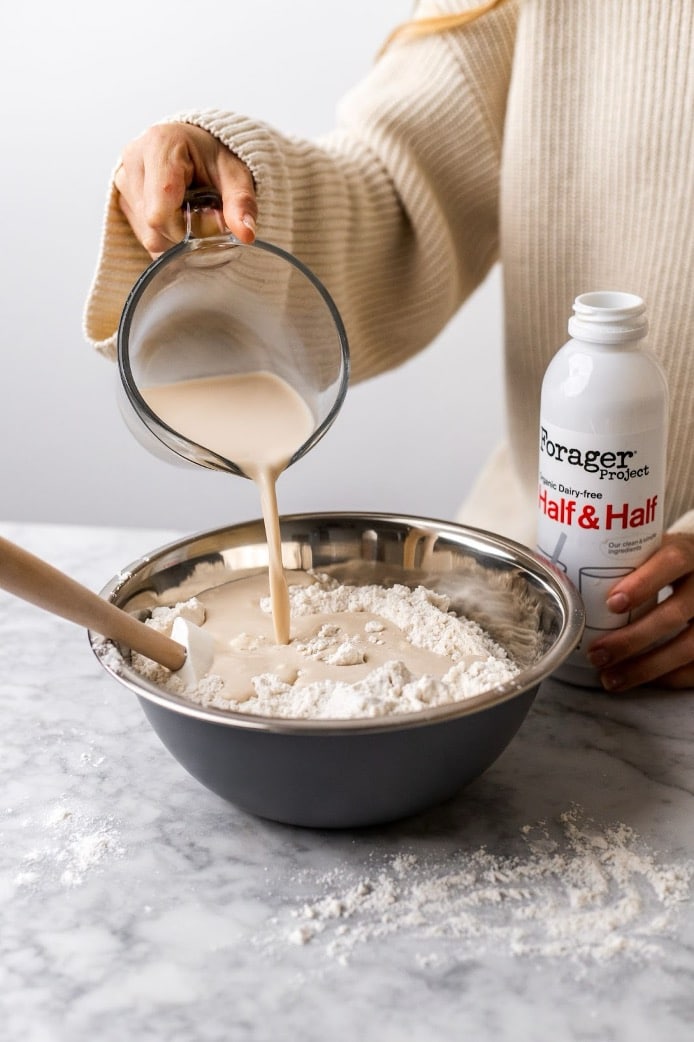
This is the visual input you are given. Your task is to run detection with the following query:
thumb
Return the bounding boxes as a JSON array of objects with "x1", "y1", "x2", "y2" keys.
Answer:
[{"x1": 216, "y1": 152, "x2": 258, "y2": 243}]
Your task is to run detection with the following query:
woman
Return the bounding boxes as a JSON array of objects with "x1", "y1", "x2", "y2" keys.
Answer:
[{"x1": 84, "y1": 0, "x2": 694, "y2": 690}]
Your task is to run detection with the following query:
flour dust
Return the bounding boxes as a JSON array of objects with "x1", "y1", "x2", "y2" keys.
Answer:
[{"x1": 255, "y1": 805, "x2": 693, "y2": 968}]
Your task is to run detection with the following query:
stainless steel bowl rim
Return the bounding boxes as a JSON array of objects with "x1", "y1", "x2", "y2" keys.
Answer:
[{"x1": 89, "y1": 513, "x2": 585, "y2": 737}]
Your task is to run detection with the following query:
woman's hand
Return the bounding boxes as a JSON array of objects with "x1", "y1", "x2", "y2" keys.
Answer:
[
  {"x1": 587, "y1": 532, "x2": 694, "y2": 691},
  {"x1": 114, "y1": 123, "x2": 257, "y2": 257}
]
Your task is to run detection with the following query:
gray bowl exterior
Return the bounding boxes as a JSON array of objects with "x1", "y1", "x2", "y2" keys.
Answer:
[
  {"x1": 138, "y1": 686, "x2": 537, "y2": 828},
  {"x1": 91, "y1": 513, "x2": 584, "y2": 828}
]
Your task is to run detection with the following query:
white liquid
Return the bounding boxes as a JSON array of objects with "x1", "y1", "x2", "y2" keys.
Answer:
[
  {"x1": 190, "y1": 571, "x2": 470, "y2": 703},
  {"x1": 142, "y1": 372, "x2": 315, "y2": 644}
]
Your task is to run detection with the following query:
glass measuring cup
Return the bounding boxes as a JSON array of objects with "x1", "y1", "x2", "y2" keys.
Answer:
[{"x1": 117, "y1": 188, "x2": 350, "y2": 476}]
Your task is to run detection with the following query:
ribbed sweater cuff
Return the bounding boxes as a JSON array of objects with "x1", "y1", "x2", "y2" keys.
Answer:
[{"x1": 81, "y1": 109, "x2": 291, "y2": 360}]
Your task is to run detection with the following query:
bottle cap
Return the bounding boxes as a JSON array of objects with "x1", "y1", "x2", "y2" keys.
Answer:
[{"x1": 568, "y1": 291, "x2": 648, "y2": 344}]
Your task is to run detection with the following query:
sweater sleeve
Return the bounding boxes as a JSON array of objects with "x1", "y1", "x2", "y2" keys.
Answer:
[
  {"x1": 668, "y1": 510, "x2": 694, "y2": 536},
  {"x1": 83, "y1": 1, "x2": 518, "y2": 381}
]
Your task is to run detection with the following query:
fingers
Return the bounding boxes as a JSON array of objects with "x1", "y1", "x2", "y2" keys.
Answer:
[
  {"x1": 604, "y1": 534, "x2": 694, "y2": 612},
  {"x1": 586, "y1": 533, "x2": 694, "y2": 691},
  {"x1": 591, "y1": 576, "x2": 694, "y2": 664},
  {"x1": 116, "y1": 126, "x2": 192, "y2": 256},
  {"x1": 595, "y1": 621, "x2": 694, "y2": 691},
  {"x1": 114, "y1": 124, "x2": 258, "y2": 257}
]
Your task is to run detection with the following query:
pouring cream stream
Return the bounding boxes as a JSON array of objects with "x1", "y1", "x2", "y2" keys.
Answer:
[{"x1": 142, "y1": 371, "x2": 315, "y2": 644}]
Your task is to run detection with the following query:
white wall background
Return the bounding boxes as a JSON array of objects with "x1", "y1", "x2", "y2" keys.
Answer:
[{"x1": 0, "y1": 0, "x2": 504, "y2": 533}]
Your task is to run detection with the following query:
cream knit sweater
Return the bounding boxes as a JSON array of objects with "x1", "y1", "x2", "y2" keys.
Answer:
[{"x1": 84, "y1": 0, "x2": 694, "y2": 546}]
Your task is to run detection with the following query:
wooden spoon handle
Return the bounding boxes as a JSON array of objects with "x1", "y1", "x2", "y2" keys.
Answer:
[{"x1": 0, "y1": 535, "x2": 186, "y2": 671}]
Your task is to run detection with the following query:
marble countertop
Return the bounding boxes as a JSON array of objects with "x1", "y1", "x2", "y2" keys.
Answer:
[{"x1": 1, "y1": 522, "x2": 693, "y2": 1042}]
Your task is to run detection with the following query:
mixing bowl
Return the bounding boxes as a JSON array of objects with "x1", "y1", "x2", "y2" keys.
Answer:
[{"x1": 90, "y1": 513, "x2": 584, "y2": 828}]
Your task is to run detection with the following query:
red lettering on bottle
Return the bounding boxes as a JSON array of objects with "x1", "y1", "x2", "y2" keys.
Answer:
[
  {"x1": 538, "y1": 487, "x2": 576, "y2": 524},
  {"x1": 605, "y1": 503, "x2": 629, "y2": 530},
  {"x1": 605, "y1": 496, "x2": 659, "y2": 530}
]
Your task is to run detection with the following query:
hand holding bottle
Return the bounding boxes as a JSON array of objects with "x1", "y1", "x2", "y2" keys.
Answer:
[{"x1": 588, "y1": 532, "x2": 694, "y2": 691}]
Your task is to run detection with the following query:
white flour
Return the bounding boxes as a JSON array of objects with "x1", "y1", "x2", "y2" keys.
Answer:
[
  {"x1": 259, "y1": 806, "x2": 692, "y2": 967},
  {"x1": 131, "y1": 576, "x2": 520, "y2": 719},
  {"x1": 14, "y1": 803, "x2": 125, "y2": 889}
]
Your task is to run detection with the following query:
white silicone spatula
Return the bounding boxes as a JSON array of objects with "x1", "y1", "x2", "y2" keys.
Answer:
[{"x1": 0, "y1": 535, "x2": 214, "y2": 686}]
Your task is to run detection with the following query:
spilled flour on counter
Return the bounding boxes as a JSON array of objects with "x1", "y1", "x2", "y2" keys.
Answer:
[
  {"x1": 258, "y1": 806, "x2": 693, "y2": 967},
  {"x1": 13, "y1": 803, "x2": 125, "y2": 889},
  {"x1": 129, "y1": 573, "x2": 520, "y2": 718}
]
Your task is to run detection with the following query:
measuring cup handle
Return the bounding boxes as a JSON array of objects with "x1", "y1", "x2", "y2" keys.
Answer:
[{"x1": 182, "y1": 187, "x2": 229, "y2": 240}]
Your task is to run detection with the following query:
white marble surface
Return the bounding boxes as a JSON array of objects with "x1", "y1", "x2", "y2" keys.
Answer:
[{"x1": 1, "y1": 522, "x2": 694, "y2": 1042}]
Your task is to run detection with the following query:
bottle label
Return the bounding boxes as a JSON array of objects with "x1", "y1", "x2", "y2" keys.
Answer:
[{"x1": 537, "y1": 421, "x2": 665, "y2": 640}]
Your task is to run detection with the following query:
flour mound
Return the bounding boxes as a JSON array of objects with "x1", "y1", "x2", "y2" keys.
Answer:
[
  {"x1": 282, "y1": 580, "x2": 502, "y2": 662},
  {"x1": 130, "y1": 578, "x2": 521, "y2": 720},
  {"x1": 224, "y1": 579, "x2": 518, "y2": 718}
]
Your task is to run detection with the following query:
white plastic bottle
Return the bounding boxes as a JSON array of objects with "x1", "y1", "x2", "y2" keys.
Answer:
[{"x1": 537, "y1": 291, "x2": 669, "y2": 686}]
